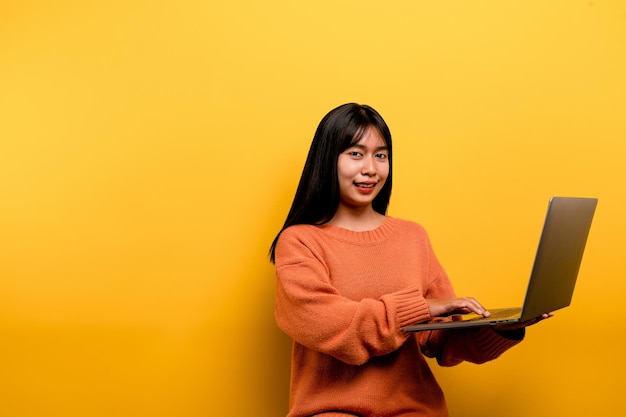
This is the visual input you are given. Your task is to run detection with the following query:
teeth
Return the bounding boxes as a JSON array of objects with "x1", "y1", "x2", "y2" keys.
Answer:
[{"x1": 356, "y1": 183, "x2": 375, "y2": 188}]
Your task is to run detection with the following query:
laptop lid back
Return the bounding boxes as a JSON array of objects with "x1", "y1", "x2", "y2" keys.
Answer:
[{"x1": 519, "y1": 197, "x2": 597, "y2": 321}]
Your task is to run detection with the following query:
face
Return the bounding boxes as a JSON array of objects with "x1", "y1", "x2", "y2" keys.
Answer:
[{"x1": 336, "y1": 126, "x2": 389, "y2": 213}]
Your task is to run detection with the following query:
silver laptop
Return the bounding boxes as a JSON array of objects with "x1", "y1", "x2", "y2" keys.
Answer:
[{"x1": 403, "y1": 196, "x2": 597, "y2": 332}]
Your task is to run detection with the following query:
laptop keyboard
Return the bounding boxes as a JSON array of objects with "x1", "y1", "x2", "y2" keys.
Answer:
[
  {"x1": 483, "y1": 307, "x2": 521, "y2": 320},
  {"x1": 460, "y1": 307, "x2": 521, "y2": 322}
]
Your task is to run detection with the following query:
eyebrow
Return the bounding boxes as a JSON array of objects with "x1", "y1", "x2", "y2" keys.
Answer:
[{"x1": 349, "y1": 144, "x2": 389, "y2": 152}]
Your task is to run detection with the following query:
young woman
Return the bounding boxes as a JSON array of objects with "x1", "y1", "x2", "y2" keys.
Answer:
[{"x1": 269, "y1": 103, "x2": 550, "y2": 417}]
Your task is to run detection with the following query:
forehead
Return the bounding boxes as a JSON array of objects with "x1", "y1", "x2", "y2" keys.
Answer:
[{"x1": 351, "y1": 126, "x2": 387, "y2": 148}]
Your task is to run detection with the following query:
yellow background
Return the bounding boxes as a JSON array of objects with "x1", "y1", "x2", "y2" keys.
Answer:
[{"x1": 1, "y1": 1, "x2": 624, "y2": 416}]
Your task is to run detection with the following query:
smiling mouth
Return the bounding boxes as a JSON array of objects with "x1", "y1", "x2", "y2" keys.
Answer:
[{"x1": 354, "y1": 182, "x2": 376, "y2": 188}]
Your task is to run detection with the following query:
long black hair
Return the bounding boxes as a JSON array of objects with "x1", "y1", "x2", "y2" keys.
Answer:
[{"x1": 269, "y1": 103, "x2": 393, "y2": 263}]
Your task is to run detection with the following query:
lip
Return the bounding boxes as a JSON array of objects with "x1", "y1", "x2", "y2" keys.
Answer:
[{"x1": 354, "y1": 181, "x2": 378, "y2": 194}]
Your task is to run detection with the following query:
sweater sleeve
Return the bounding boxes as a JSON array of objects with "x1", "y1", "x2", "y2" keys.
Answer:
[
  {"x1": 418, "y1": 270, "x2": 524, "y2": 365},
  {"x1": 274, "y1": 228, "x2": 432, "y2": 365}
]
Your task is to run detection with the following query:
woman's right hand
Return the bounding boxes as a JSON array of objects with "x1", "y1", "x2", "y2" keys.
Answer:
[{"x1": 426, "y1": 297, "x2": 491, "y2": 318}]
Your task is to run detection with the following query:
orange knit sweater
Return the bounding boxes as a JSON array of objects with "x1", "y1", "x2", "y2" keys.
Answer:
[{"x1": 274, "y1": 217, "x2": 523, "y2": 417}]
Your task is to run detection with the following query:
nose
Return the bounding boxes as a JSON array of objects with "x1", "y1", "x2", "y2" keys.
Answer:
[{"x1": 361, "y1": 155, "x2": 376, "y2": 176}]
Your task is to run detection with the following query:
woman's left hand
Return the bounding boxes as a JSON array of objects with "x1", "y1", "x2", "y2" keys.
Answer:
[{"x1": 492, "y1": 312, "x2": 554, "y2": 332}]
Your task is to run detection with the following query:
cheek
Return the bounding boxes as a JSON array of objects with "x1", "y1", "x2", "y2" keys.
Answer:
[
  {"x1": 337, "y1": 159, "x2": 358, "y2": 178},
  {"x1": 379, "y1": 163, "x2": 390, "y2": 180}
]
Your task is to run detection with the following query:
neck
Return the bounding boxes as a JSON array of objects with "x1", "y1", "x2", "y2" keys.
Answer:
[{"x1": 329, "y1": 206, "x2": 386, "y2": 231}]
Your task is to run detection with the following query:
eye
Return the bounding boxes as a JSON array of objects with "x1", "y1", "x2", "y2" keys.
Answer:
[
  {"x1": 348, "y1": 151, "x2": 363, "y2": 158},
  {"x1": 375, "y1": 153, "x2": 388, "y2": 160}
]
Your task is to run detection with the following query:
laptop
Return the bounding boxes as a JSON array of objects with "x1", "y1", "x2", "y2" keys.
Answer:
[{"x1": 403, "y1": 196, "x2": 598, "y2": 332}]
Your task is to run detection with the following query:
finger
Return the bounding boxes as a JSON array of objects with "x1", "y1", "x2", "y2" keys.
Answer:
[
  {"x1": 536, "y1": 312, "x2": 554, "y2": 321},
  {"x1": 520, "y1": 312, "x2": 554, "y2": 327},
  {"x1": 459, "y1": 297, "x2": 490, "y2": 317},
  {"x1": 470, "y1": 298, "x2": 490, "y2": 316}
]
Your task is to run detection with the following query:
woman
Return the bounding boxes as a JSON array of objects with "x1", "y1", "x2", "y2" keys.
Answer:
[{"x1": 270, "y1": 103, "x2": 549, "y2": 417}]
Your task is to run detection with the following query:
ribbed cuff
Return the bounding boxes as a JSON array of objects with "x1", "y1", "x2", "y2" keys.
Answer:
[{"x1": 386, "y1": 285, "x2": 431, "y2": 330}]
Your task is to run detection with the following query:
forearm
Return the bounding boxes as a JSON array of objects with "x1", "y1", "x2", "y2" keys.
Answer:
[
  {"x1": 424, "y1": 326, "x2": 525, "y2": 367},
  {"x1": 275, "y1": 282, "x2": 431, "y2": 365}
]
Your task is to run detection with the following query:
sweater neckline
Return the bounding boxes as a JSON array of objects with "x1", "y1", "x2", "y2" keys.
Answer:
[{"x1": 317, "y1": 216, "x2": 399, "y2": 244}]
